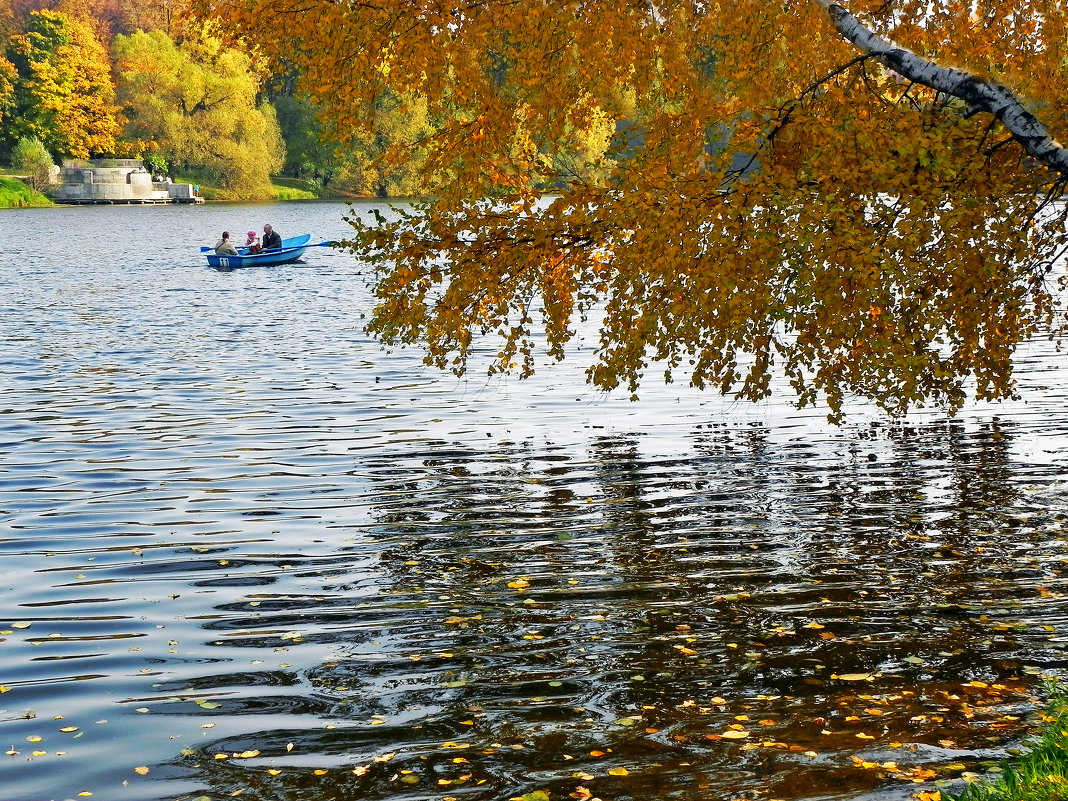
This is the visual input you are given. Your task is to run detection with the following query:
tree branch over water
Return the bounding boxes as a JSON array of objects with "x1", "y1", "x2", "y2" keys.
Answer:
[{"x1": 818, "y1": 0, "x2": 1068, "y2": 177}]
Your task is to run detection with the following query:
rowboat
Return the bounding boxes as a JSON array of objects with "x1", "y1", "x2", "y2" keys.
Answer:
[{"x1": 203, "y1": 234, "x2": 320, "y2": 268}]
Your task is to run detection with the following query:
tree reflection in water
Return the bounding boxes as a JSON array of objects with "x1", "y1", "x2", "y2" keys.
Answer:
[{"x1": 170, "y1": 419, "x2": 1066, "y2": 801}]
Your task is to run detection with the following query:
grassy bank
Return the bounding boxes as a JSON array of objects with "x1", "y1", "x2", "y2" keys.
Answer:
[
  {"x1": 175, "y1": 173, "x2": 358, "y2": 202},
  {"x1": 938, "y1": 681, "x2": 1068, "y2": 801},
  {"x1": 0, "y1": 175, "x2": 51, "y2": 207}
]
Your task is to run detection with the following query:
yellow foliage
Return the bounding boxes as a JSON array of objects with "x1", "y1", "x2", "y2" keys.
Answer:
[{"x1": 190, "y1": 0, "x2": 1068, "y2": 417}]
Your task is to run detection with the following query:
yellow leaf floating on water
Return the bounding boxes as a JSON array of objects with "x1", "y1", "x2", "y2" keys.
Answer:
[
  {"x1": 134, "y1": 767, "x2": 149, "y2": 775},
  {"x1": 313, "y1": 769, "x2": 327, "y2": 775},
  {"x1": 833, "y1": 673, "x2": 875, "y2": 681},
  {"x1": 26, "y1": 736, "x2": 42, "y2": 743},
  {"x1": 267, "y1": 769, "x2": 281, "y2": 776},
  {"x1": 607, "y1": 767, "x2": 629, "y2": 776},
  {"x1": 59, "y1": 727, "x2": 78, "y2": 732},
  {"x1": 507, "y1": 578, "x2": 531, "y2": 590},
  {"x1": 12, "y1": 622, "x2": 32, "y2": 629},
  {"x1": 235, "y1": 750, "x2": 260, "y2": 759},
  {"x1": 855, "y1": 733, "x2": 875, "y2": 740},
  {"x1": 721, "y1": 730, "x2": 750, "y2": 739},
  {"x1": 0, "y1": 686, "x2": 9, "y2": 693}
]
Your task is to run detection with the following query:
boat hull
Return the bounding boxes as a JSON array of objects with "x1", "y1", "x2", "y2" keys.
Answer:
[{"x1": 205, "y1": 234, "x2": 313, "y2": 268}]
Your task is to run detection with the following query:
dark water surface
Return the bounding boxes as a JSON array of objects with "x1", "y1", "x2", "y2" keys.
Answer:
[{"x1": 2, "y1": 202, "x2": 1068, "y2": 801}]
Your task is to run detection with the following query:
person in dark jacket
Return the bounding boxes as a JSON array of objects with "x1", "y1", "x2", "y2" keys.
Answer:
[{"x1": 261, "y1": 224, "x2": 282, "y2": 250}]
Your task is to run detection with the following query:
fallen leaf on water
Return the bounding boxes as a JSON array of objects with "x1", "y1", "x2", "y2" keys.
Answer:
[
  {"x1": 832, "y1": 673, "x2": 875, "y2": 681},
  {"x1": 235, "y1": 750, "x2": 260, "y2": 759},
  {"x1": 267, "y1": 769, "x2": 281, "y2": 776},
  {"x1": 721, "y1": 730, "x2": 750, "y2": 739},
  {"x1": 607, "y1": 767, "x2": 629, "y2": 776},
  {"x1": 373, "y1": 752, "x2": 396, "y2": 763},
  {"x1": 134, "y1": 767, "x2": 149, "y2": 775},
  {"x1": 12, "y1": 622, "x2": 32, "y2": 629},
  {"x1": 195, "y1": 700, "x2": 221, "y2": 710}
]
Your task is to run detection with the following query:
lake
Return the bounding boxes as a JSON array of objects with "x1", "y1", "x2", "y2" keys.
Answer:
[{"x1": 2, "y1": 201, "x2": 1067, "y2": 801}]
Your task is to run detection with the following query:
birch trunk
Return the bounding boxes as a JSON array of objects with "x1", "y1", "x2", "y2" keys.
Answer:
[{"x1": 816, "y1": 0, "x2": 1068, "y2": 178}]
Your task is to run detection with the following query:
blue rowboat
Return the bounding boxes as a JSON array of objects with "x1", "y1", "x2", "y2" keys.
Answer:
[{"x1": 203, "y1": 234, "x2": 324, "y2": 268}]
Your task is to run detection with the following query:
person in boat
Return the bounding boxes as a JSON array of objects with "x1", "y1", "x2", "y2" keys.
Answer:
[
  {"x1": 244, "y1": 231, "x2": 262, "y2": 252},
  {"x1": 214, "y1": 231, "x2": 239, "y2": 255},
  {"x1": 261, "y1": 224, "x2": 282, "y2": 250}
]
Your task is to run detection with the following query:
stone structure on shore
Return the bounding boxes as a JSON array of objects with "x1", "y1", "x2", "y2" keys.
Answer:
[{"x1": 48, "y1": 159, "x2": 203, "y2": 204}]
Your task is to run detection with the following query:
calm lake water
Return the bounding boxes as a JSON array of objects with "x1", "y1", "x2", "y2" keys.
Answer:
[{"x1": 2, "y1": 201, "x2": 1068, "y2": 801}]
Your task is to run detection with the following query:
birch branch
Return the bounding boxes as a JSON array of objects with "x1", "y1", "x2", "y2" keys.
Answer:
[{"x1": 816, "y1": 0, "x2": 1068, "y2": 177}]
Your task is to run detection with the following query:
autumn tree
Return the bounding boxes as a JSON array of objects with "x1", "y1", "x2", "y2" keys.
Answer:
[
  {"x1": 112, "y1": 28, "x2": 283, "y2": 199},
  {"x1": 191, "y1": 0, "x2": 1068, "y2": 419},
  {"x1": 3, "y1": 9, "x2": 118, "y2": 159}
]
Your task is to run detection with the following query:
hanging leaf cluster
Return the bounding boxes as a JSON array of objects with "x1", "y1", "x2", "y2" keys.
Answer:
[{"x1": 190, "y1": 0, "x2": 1068, "y2": 418}]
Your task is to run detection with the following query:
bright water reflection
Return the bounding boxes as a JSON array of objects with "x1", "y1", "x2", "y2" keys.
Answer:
[{"x1": 2, "y1": 202, "x2": 1068, "y2": 801}]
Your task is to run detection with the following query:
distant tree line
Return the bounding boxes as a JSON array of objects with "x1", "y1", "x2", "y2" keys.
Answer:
[{"x1": 0, "y1": 0, "x2": 598, "y2": 198}]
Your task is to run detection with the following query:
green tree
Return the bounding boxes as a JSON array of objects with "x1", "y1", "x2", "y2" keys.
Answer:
[
  {"x1": 272, "y1": 93, "x2": 337, "y2": 184},
  {"x1": 4, "y1": 10, "x2": 118, "y2": 159},
  {"x1": 112, "y1": 28, "x2": 283, "y2": 199},
  {"x1": 192, "y1": 0, "x2": 1068, "y2": 418},
  {"x1": 11, "y1": 134, "x2": 52, "y2": 189}
]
